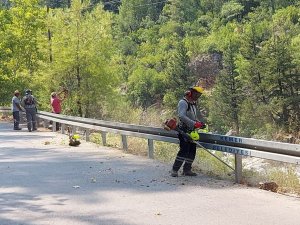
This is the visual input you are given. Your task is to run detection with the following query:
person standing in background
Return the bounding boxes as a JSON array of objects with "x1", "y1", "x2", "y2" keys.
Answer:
[
  {"x1": 21, "y1": 89, "x2": 38, "y2": 132},
  {"x1": 51, "y1": 88, "x2": 68, "y2": 131},
  {"x1": 11, "y1": 90, "x2": 23, "y2": 130}
]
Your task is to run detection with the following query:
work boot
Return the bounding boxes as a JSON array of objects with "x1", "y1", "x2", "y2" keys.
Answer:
[
  {"x1": 14, "y1": 127, "x2": 22, "y2": 130},
  {"x1": 170, "y1": 169, "x2": 178, "y2": 177},
  {"x1": 182, "y1": 170, "x2": 197, "y2": 176}
]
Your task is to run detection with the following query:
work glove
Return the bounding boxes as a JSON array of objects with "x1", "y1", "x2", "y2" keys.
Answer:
[{"x1": 194, "y1": 121, "x2": 206, "y2": 129}]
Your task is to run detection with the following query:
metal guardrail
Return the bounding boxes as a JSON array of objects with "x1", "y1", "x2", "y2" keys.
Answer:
[
  {"x1": 1, "y1": 107, "x2": 300, "y2": 183},
  {"x1": 0, "y1": 107, "x2": 10, "y2": 114}
]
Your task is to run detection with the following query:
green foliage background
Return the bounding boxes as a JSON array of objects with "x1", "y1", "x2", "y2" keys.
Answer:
[{"x1": 1, "y1": 0, "x2": 299, "y2": 139}]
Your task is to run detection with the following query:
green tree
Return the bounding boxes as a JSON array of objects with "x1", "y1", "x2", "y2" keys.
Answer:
[
  {"x1": 0, "y1": 0, "x2": 46, "y2": 105},
  {"x1": 237, "y1": 6, "x2": 300, "y2": 134},
  {"x1": 43, "y1": 0, "x2": 70, "y2": 8},
  {"x1": 199, "y1": 0, "x2": 227, "y2": 15},
  {"x1": 266, "y1": 7, "x2": 299, "y2": 132},
  {"x1": 160, "y1": 0, "x2": 199, "y2": 23},
  {"x1": 208, "y1": 23, "x2": 243, "y2": 134},
  {"x1": 118, "y1": 0, "x2": 165, "y2": 34},
  {"x1": 260, "y1": 0, "x2": 300, "y2": 13},
  {"x1": 235, "y1": 10, "x2": 273, "y2": 135},
  {"x1": 163, "y1": 42, "x2": 195, "y2": 108},
  {"x1": 220, "y1": 0, "x2": 244, "y2": 22},
  {"x1": 39, "y1": 0, "x2": 118, "y2": 117}
]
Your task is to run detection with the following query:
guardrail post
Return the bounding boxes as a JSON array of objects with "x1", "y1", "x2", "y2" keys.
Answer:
[
  {"x1": 43, "y1": 120, "x2": 48, "y2": 129},
  {"x1": 235, "y1": 154, "x2": 243, "y2": 183},
  {"x1": 19, "y1": 111, "x2": 24, "y2": 123},
  {"x1": 85, "y1": 129, "x2": 90, "y2": 142},
  {"x1": 121, "y1": 135, "x2": 128, "y2": 151},
  {"x1": 2, "y1": 109, "x2": 8, "y2": 117},
  {"x1": 72, "y1": 126, "x2": 76, "y2": 135},
  {"x1": 61, "y1": 124, "x2": 65, "y2": 134},
  {"x1": 148, "y1": 139, "x2": 154, "y2": 159},
  {"x1": 52, "y1": 122, "x2": 57, "y2": 132},
  {"x1": 36, "y1": 116, "x2": 41, "y2": 127},
  {"x1": 101, "y1": 132, "x2": 107, "y2": 146}
]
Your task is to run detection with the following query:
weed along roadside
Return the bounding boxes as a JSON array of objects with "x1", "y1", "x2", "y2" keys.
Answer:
[
  {"x1": 1, "y1": 108, "x2": 300, "y2": 196},
  {"x1": 87, "y1": 129, "x2": 300, "y2": 196},
  {"x1": 1, "y1": 121, "x2": 300, "y2": 225}
]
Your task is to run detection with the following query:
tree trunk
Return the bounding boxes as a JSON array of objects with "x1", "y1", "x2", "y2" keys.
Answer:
[
  {"x1": 76, "y1": 20, "x2": 82, "y2": 117},
  {"x1": 47, "y1": 6, "x2": 53, "y2": 63}
]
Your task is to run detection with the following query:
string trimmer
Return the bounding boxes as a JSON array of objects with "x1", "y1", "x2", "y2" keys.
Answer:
[
  {"x1": 163, "y1": 118, "x2": 234, "y2": 170},
  {"x1": 164, "y1": 118, "x2": 207, "y2": 141}
]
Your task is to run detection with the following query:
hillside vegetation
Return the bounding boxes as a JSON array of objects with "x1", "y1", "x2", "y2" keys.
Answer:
[{"x1": 1, "y1": 0, "x2": 299, "y2": 140}]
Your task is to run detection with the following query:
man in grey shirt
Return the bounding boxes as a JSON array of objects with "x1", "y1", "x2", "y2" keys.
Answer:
[
  {"x1": 11, "y1": 90, "x2": 23, "y2": 130},
  {"x1": 171, "y1": 86, "x2": 206, "y2": 177}
]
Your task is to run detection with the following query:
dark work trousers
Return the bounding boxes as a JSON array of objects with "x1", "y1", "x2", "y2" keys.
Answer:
[
  {"x1": 25, "y1": 108, "x2": 37, "y2": 131},
  {"x1": 56, "y1": 121, "x2": 60, "y2": 131},
  {"x1": 13, "y1": 111, "x2": 20, "y2": 129},
  {"x1": 172, "y1": 133, "x2": 197, "y2": 172},
  {"x1": 55, "y1": 112, "x2": 60, "y2": 131}
]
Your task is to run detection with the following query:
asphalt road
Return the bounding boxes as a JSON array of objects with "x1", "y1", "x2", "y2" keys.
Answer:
[{"x1": 0, "y1": 121, "x2": 299, "y2": 225}]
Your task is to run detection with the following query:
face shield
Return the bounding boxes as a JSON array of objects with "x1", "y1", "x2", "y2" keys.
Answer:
[{"x1": 191, "y1": 90, "x2": 202, "y2": 101}]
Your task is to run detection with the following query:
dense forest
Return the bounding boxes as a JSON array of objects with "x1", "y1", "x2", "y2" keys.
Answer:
[{"x1": 0, "y1": 0, "x2": 299, "y2": 140}]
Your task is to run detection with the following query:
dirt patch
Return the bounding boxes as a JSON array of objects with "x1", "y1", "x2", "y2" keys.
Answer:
[{"x1": 0, "y1": 114, "x2": 12, "y2": 122}]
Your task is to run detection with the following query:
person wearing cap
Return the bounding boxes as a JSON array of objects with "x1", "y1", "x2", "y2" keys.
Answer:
[
  {"x1": 11, "y1": 90, "x2": 23, "y2": 130},
  {"x1": 21, "y1": 89, "x2": 38, "y2": 132},
  {"x1": 51, "y1": 89, "x2": 67, "y2": 131},
  {"x1": 171, "y1": 86, "x2": 206, "y2": 177}
]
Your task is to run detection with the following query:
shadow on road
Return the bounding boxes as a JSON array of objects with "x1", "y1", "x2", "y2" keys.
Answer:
[{"x1": 0, "y1": 121, "x2": 235, "y2": 225}]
